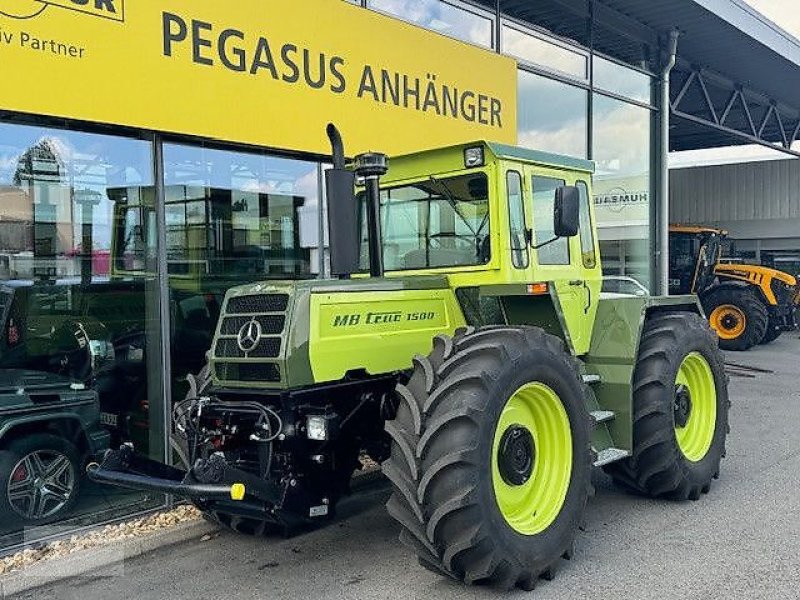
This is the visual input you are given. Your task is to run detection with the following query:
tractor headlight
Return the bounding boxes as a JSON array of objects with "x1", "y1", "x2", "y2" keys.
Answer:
[
  {"x1": 464, "y1": 146, "x2": 485, "y2": 168},
  {"x1": 306, "y1": 415, "x2": 329, "y2": 441}
]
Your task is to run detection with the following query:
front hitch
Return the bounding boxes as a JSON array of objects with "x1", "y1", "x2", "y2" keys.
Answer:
[{"x1": 87, "y1": 445, "x2": 245, "y2": 501}]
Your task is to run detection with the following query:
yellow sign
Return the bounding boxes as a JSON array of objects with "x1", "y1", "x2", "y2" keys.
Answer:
[{"x1": 0, "y1": 0, "x2": 517, "y2": 156}]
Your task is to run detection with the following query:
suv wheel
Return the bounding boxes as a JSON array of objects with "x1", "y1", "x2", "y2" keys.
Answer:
[{"x1": 0, "y1": 434, "x2": 82, "y2": 527}]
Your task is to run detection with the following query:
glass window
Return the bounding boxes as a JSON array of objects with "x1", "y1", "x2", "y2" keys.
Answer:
[
  {"x1": 518, "y1": 70, "x2": 588, "y2": 158},
  {"x1": 0, "y1": 122, "x2": 163, "y2": 547},
  {"x1": 162, "y1": 144, "x2": 320, "y2": 400},
  {"x1": 593, "y1": 56, "x2": 652, "y2": 104},
  {"x1": 532, "y1": 175, "x2": 569, "y2": 265},
  {"x1": 592, "y1": 94, "x2": 652, "y2": 285},
  {"x1": 506, "y1": 171, "x2": 528, "y2": 268},
  {"x1": 577, "y1": 181, "x2": 596, "y2": 268},
  {"x1": 502, "y1": 25, "x2": 588, "y2": 80},
  {"x1": 367, "y1": 0, "x2": 493, "y2": 48},
  {"x1": 363, "y1": 173, "x2": 491, "y2": 270}
]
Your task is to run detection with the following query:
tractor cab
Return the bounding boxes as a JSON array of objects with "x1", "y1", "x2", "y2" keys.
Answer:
[{"x1": 668, "y1": 225, "x2": 725, "y2": 295}]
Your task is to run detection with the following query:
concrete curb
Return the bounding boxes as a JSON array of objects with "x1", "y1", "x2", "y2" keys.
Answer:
[{"x1": 0, "y1": 519, "x2": 219, "y2": 598}]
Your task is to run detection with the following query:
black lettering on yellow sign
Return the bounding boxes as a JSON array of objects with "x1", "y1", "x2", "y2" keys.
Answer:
[
  {"x1": 160, "y1": 11, "x2": 504, "y2": 129},
  {"x1": 0, "y1": 0, "x2": 124, "y2": 22}
]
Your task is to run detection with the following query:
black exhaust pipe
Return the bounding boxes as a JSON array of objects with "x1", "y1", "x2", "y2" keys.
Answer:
[
  {"x1": 327, "y1": 123, "x2": 346, "y2": 170},
  {"x1": 325, "y1": 124, "x2": 360, "y2": 278}
]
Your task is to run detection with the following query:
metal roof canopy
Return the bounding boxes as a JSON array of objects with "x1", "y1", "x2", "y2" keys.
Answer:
[
  {"x1": 500, "y1": 0, "x2": 800, "y2": 157},
  {"x1": 602, "y1": 0, "x2": 800, "y2": 157}
]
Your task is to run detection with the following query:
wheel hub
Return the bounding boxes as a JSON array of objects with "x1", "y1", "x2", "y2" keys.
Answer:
[
  {"x1": 497, "y1": 425, "x2": 535, "y2": 486},
  {"x1": 720, "y1": 313, "x2": 739, "y2": 331},
  {"x1": 674, "y1": 384, "x2": 693, "y2": 428}
]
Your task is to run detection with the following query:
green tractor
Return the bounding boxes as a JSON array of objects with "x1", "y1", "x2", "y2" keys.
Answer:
[{"x1": 90, "y1": 127, "x2": 730, "y2": 591}]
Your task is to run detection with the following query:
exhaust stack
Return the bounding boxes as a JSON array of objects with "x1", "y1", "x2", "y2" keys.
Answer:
[{"x1": 325, "y1": 124, "x2": 359, "y2": 278}]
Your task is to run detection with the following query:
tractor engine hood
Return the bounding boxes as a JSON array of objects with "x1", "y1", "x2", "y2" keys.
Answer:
[{"x1": 209, "y1": 277, "x2": 466, "y2": 390}]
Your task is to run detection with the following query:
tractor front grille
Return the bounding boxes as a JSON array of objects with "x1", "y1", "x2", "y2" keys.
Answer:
[
  {"x1": 215, "y1": 362, "x2": 281, "y2": 383},
  {"x1": 226, "y1": 294, "x2": 288, "y2": 314},
  {"x1": 212, "y1": 292, "x2": 290, "y2": 386}
]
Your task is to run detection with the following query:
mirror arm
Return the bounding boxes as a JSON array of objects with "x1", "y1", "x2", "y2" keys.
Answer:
[{"x1": 531, "y1": 236, "x2": 559, "y2": 250}]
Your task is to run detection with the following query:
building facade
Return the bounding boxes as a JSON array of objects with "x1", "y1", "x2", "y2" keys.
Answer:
[{"x1": 2, "y1": 0, "x2": 799, "y2": 550}]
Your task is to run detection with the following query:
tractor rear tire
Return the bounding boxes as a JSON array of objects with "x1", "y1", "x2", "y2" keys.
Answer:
[
  {"x1": 383, "y1": 326, "x2": 592, "y2": 591},
  {"x1": 759, "y1": 319, "x2": 783, "y2": 345},
  {"x1": 702, "y1": 287, "x2": 768, "y2": 351},
  {"x1": 605, "y1": 313, "x2": 729, "y2": 500}
]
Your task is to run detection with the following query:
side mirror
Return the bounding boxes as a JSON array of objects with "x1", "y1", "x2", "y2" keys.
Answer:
[{"x1": 554, "y1": 186, "x2": 580, "y2": 238}]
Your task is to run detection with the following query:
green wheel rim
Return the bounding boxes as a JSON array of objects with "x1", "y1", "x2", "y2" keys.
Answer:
[
  {"x1": 674, "y1": 352, "x2": 717, "y2": 462},
  {"x1": 491, "y1": 382, "x2": 572, "y2": 536}
]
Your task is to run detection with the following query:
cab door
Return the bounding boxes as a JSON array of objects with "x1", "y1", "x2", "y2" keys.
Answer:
[{"x1": 525, "y1": 167, "x2": 596, "y2": 355}]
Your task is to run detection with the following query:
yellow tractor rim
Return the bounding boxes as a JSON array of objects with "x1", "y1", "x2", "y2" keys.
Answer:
[
  {"x1": 491, "y1": 383, "x2": 572, "y2": 536},
  {"x1": 674, "y1": 352, "x2": 717, "y2": 462},
  {"x1": 709, "y1": 305, "x2": 746, "y2": 340}
]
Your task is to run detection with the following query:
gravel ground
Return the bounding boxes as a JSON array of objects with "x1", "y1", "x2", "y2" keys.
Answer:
[
  {"x1": 0, "y1": 506, "x2": 200, "y2": 578},
  {"x1": 16, "y1": 333, "x2": 800, "y2": 600}
]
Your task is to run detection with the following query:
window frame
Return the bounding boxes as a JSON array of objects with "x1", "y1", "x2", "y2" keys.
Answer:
[
  {"x1": 576, "y1": 180, "x2": 597, "y2": 269},
  {"x1": 505, "y1": 170, "x2": 529, "y2": 269}
]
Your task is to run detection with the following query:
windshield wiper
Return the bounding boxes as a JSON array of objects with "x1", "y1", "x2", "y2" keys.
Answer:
[{"x1": 428, "y1": 176, "x2": 477, "y2": 236}]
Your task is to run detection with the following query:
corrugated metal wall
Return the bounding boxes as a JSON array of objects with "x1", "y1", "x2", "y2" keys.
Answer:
[{"x1": 670, "y1": 159, "x2": 800, "y2": 238}]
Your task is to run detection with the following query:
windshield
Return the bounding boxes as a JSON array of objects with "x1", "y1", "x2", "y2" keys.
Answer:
[{"x1": 360, "y1": 173, "x2": 490, "y2": 271}]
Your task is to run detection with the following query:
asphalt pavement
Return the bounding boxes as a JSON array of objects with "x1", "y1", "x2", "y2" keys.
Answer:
[{"x1": 16, "y1": 333, "x2": 800, "y2": 600}]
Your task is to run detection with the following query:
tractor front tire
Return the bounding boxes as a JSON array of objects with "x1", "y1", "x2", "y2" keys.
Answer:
[
  {"x1": 383, "y1": 326, "x2": 592, "y2": 591},
  {"x1": 702, "y1": 287, "x2": 768, "y2": 351},
  {"x1": 605, "y1": 313, "x2": 729, "y2": 500}
]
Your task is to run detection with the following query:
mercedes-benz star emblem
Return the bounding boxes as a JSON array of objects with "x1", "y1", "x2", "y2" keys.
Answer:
[{"x1": 237, "y1": 318, "x2": 262, "y2": 353}]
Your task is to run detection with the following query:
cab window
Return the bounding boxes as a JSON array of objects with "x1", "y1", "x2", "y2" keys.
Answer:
[
  {"x1": 506, "y1": 171, "x2": 528, "y2": 269},
  {"x1": 532, "y1": 176, "x2": 568, "y2": 265},
  {"x1": 362, "y1": 173, "x2": 491, "y2": 271}
]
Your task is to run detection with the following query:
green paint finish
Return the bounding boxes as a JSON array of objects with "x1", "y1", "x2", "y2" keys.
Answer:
[
  {"x1": 675, "y1": 352, "x2": 717, "y2": 462},
  {"x1": 584, "y1": 294, "x2": 702, "y2": 452},
  {"x1": 491, "y1": 382, "x2": 573, "y2": 535},
  {"x1": 309, "y1": 287, "x2": 466, "y2": 382}
]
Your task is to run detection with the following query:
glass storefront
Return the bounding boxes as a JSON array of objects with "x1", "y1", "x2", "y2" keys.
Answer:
[
  {"x1": 517, "y1": 71, "x2": 589, "y2": 158},
  {"x1": 160, "y1": 144, "x2": 321, "y2": 402},
  {"x1": 0, "y1": 123, "x2": 164, "y2": 547},
  {"x1": 592, "y1": 94, "x2": 653, "y2": 285},
  {"x1": 367, "y1": 0, "x2": 493, "y2": 48}
]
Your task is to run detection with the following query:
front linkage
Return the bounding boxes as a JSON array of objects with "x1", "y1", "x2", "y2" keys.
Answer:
[{"x1": 88, "y1": 375, "x2": 397, "y2": 533}]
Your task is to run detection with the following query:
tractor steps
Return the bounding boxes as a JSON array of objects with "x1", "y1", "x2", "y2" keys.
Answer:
[
  {"x1": 582, "y1": 374, "x2": 601, "y2": 385},
  {"x1": 593, "y1": 447, "x2": 630, "y2": 467},
  {"x1": 590, "y1": 410, "x2": 615, "y2": 424}
]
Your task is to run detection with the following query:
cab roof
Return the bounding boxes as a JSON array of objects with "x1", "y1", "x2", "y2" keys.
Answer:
[{"x1": 382, "y1": 141, "x2": 595, "y2": 184}]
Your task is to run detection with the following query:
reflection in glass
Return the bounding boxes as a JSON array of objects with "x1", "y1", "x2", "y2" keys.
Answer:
[
  {"x1": 162, "y1": 144, "x2": 320, "y2": 399},
  {"x1": 593, "y1": 56, "x2": 652, "y2": 104},
  {"x1": 0, "y1": 122, "x2": 162, "y2": 547},
  {"x1": 592, "y1": 95, "x2": 652, "y2": 284},
  {"x1": 518, "y1": 70, "x2": 588, "y2": 158},
  {"x1": 368, "y1": 0, "x2": 493, "y2": 48},
  {"x1": 502, "y1": 25, "x2": 587, "y2": 79}
]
